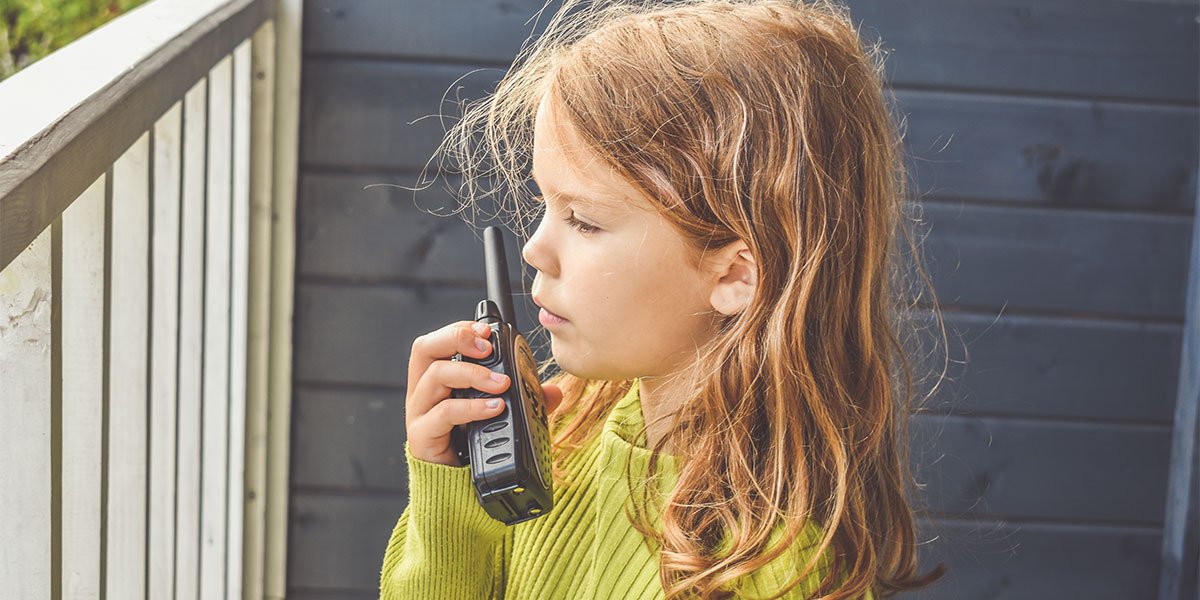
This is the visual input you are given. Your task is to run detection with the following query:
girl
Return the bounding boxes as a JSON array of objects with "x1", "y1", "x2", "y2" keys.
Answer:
[{"x1": 384, "y1": 0, "x2": 949, "y2": 598}]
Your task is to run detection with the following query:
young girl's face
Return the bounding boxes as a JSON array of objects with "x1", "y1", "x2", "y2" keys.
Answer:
[{"x1": 522, "y1": 95, "x2": 721, "y2": 381}]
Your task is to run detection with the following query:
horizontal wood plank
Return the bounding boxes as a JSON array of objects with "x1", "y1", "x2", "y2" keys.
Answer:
[
  {"x1": 917, "y1": 202, "x2": 1190, "y2": 320},
  {"x1": 293, "y1": 282, "x2": 547, "y2": 387},
  {"x1": 852, "y1": 0, "x2": 1199, "y2": 103},
  {"x1": 906, "y1": 518, "x2": 1160, "y2": 599},
  {"x1": 910, "y1": 415, "x2": 1170, "y2": 525},
  {"x1": 298, "y1": 173, "x2": 526, "y2": 282},
  {"x1": 291, "y1": 387, "x2": 407, "y2": 491},
  {"x1": 899, "y1": 92, "x2": 1197, "y2": 213},
  {"x1": 287, "y1": 492, "x2": 404, "y2": 591},
  {"x1": 302, "y1": 0, "x2": 551, "y2": 64},
  {"x1": 299, "y1": 61, "x2": 1198, "y2": 213},
  {"x1": 925, "y1": 312, "x2": 1180, "y2": 423},
  {"x1": 303, "y1": 0, "x2": 1199, "y2": 103}
]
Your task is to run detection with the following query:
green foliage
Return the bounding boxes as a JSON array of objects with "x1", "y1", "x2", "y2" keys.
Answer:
[{"x1": 0, "y1": 0, "x2": 150, "y2": 81}]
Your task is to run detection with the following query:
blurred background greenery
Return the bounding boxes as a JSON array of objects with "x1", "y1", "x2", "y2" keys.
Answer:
[{"x1": 1, "y1": 0, "x2": 151, "y2": 82}]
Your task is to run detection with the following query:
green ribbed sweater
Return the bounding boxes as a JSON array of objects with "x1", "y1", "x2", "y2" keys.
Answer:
[{"x1": 380, "y1": 378, "x2": 876, "y2": 599}]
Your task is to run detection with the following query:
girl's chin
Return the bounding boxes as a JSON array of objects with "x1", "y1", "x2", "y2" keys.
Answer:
[{"x1": 546, "y1": 339, "x2": 601, "y2": 379}]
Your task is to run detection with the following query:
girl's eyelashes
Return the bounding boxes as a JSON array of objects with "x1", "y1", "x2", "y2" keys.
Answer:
[
  {"x1": 564, "y1": 214, "x2": 601, "y2": 234},
  {"x1": 532, "y1": 195, "x2": 601, "y2": 234}
]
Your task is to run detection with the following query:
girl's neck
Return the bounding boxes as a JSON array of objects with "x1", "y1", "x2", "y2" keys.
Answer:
[{"x1": 637, "y1": 374, "x2": 692, "y2": 453}]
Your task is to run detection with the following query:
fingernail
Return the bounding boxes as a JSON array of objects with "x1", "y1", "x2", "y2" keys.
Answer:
[
  {"x1": 475, "y1": 338, "x2": 488, "y2": 352},
  {"x1": 472, "y1": 322, "x2": 489, "y2": 335},
  {"x1": 485, "y1": 399, "x2": 500, "y2": 408},
  {"x1": 490, "y1": 372, "x2": 507, "y2": 383}
]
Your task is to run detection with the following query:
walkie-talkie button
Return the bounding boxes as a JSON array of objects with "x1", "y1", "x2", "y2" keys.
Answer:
[
  {"x1": 485, "y1": 452, "x2": 511, "y2": 464},
  {"x1": 484, "y1": 437, "x2": 509, "y2": 448},
  {"x1": 482, "y1": 421, "x2": 508, "y2": 433}
]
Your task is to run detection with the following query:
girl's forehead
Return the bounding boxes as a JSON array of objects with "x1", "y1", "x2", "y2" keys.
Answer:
[{"x1": 532, "y1": 100, "x2": 653, "y2": 215}]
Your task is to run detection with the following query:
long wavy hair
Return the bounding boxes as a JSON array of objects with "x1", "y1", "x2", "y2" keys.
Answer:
[{"x1": 421, "y1": 0, "x2": 952, "y2": 597}]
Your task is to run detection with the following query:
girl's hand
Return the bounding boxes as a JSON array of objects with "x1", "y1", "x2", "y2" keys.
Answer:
[{"x1": 405, "y1": 320, "x2": 563, "y2": 467}]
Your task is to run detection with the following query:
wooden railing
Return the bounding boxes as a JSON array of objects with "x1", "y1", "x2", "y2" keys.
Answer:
[{"x1": 0, "y1": 0, "x2": 300, "y2": 598}]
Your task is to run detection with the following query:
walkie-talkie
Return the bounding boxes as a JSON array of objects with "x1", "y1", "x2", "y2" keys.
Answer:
[{"x1": 448, "y1": 226, "x2": 554, "y2": 526}]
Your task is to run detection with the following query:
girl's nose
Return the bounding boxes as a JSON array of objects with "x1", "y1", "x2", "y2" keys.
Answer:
[
  {"x1": 521, "y1": 236, "x2": 546, "y2": 273},
  {"x1": 522, "y1": 220, "x2": 556, "y2": 277}
]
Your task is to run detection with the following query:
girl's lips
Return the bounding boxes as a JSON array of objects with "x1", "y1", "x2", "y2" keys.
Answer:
[{"x1": 538, "y1": 307, "x2": 569, "y2": 327}]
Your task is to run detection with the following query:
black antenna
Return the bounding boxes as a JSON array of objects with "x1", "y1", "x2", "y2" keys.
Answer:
[{"x1": 483, "y1": 226, "x2": 517, "y2": 329}]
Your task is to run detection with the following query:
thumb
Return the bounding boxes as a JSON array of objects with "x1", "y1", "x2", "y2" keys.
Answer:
[{"x1": 541, "y1": 383, "x2": 564, "y2": 415}]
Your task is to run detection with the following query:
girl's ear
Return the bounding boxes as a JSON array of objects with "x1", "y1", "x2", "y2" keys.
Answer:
[{"x1": 708, "y1": 241, "x2": 757, "y2": 316}]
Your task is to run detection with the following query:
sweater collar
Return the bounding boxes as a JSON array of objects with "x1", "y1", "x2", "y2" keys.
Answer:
[{"x1": 602, "y1": 378, "x2": 680, "y2": 465}]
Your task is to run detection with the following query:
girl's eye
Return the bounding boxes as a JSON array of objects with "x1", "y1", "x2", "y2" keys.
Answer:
[
  {"x1": 564, "y1": 214, "x2": 601, "y2": 234},
  {"x1": 532, "y1": 195, "x2": 601, "y2": 234}
]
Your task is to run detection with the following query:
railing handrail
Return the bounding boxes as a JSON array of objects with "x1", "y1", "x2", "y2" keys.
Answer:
[{"x1": 0, "y1": 0, "x2": 273, "y2": 272}]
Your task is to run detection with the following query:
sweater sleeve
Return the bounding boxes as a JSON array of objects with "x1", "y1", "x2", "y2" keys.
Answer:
[{"x1": 379, "y1": 440, "x2": 512, "y2": 600}]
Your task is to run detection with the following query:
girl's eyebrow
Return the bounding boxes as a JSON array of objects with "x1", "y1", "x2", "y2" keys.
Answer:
[{"x1": 531, "y1": 172, "x2": 624, "y2": 212}]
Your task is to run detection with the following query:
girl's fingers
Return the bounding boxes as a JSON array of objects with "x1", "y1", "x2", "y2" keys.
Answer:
[
  {"x1": 409, "y1": 396, "x2": 508, "y2": 445},
  {"x1": 541, "y1": 383, "x2": 564, "y2": 415},
  {"x1": 406, "y1": 358, "x2": 511, "y2": 426},
  {"x1": 407, "y1": 320, "x2": 494, "y2": 398}
]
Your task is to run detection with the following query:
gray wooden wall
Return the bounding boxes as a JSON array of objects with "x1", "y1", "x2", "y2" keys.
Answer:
[{"x1": 287, "y1": 0, "x2": 1200, "y2": 597}]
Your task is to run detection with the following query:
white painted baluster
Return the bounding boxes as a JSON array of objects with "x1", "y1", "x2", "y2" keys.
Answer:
[
  {"x1": 227, "y1": 37, "x2": 253, "y2": 600},
  {"x1": 61, "y1": 174, "x2": 106, "y2": 599},
  {"x1": 0, "y1": 227, "x2": 53, "y2": 599},
  {"x1": 106, "y1": 131, "x2": 151, "y2": 598},
  {"x1": 200, "y1": 52, "x2": 234, "y2": 600},
  {"x1": 176, "y1": 77, "x2": 208, "y2": 600},
  {"x1": 147, "y1": 99, "x2": 183, "y2": 600}
]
